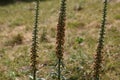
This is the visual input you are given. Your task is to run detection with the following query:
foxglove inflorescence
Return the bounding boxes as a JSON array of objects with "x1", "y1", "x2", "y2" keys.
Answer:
[
  {"x1": 56, "y1": 0, "x2": 66, "y2": 80},
  {"x1": 31, "y1": 0, "x2": 39, "y2": 80},
  {"x1": 93, "y1": 0, "x2": 108, "y2": 80}
]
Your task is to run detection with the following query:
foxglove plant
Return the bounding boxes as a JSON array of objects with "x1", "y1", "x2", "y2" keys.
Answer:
[
  {"x1": 31, "y1": 0, "x2": 39, "y2": 80},
  {"x1": 56, "y1": 0, "x2": 66, "y2": 80},
  {"x1": 93, "y1": 0, "x2": 108, "y2": 80}
]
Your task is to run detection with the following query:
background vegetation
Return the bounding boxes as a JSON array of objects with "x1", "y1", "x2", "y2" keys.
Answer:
[{"x1": 0, "y1": 0, "x2": 120, "y2": 80}]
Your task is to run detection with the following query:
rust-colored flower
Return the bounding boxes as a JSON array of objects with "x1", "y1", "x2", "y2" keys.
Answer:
[
  {"x1": 56, "y1": 0, "x2": 66, "y2": 60},
  {"x1": 56, "y1": 0, "x2": 66, "y2": 80}
]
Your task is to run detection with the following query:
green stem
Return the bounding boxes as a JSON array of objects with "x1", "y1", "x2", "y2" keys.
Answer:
[{"x1": 58, "y1": 58, "x2": 61, "y2": 80}]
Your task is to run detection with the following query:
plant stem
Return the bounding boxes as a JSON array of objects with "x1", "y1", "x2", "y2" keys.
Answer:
[
  {"x1": 58, "y1": 58, "x2": 61, "y2": 80},
  {"x1": 56, "y1": 0, "x2": 66, "y2": 80},
  {"x1": 31, "y1": 0, "x2": 39, "y2": 80},
  {"x1": 93, "y1": 0, "x2": 108, "y2": 80}
]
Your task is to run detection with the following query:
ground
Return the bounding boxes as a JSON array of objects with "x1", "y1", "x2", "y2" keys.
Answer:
[{"x1": 0, "y1": 0, "x2": 120, "y2": 80}]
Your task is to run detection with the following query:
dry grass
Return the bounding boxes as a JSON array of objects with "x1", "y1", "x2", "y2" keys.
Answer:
[{"x1": 0, "y1": 0, "x2": 120, "y2": 80}]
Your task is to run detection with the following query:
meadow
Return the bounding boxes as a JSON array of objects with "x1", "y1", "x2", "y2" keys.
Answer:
[{"x1": 0, "y1": 0, "x2": 120, "y2": 80}]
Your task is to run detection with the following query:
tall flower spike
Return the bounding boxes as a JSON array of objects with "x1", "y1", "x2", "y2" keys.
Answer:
[
  {"x1": 31, "y1": 0, "x2": 39, "y2": 80},
  {"x1": 93, "y1": 0, "x2": 108, "y2": 80},
  {"x1": 56, "y1": 0, "x2": 66, "y2": 80}
]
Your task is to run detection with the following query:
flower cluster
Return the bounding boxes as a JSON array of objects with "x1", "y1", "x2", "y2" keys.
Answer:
[{"x1": 56, "y1": 0, "x2": 66, "y2": 59}]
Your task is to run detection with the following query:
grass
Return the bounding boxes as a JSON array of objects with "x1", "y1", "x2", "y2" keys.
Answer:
[{"x1": 0, "y1": 0, "x2": 120, "y2": 80}]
